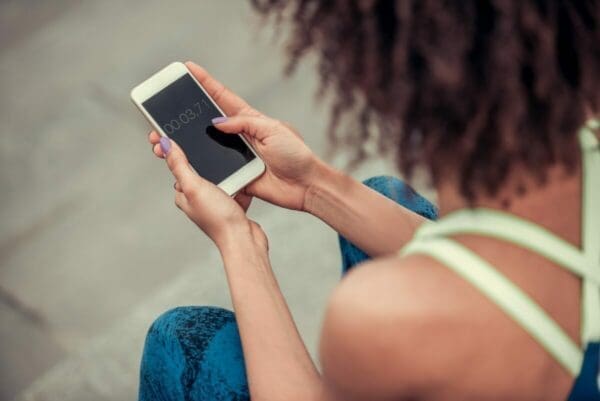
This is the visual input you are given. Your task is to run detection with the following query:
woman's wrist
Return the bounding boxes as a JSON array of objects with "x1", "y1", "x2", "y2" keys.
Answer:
[
  {"x1": 216, "y1": 220, "x2": 251, "y2": 250},
  {"x1": 302, "y1": 161, "x2": 351, "y2": 216},
  {"x1": 216, "y1": 221, "x2": 268, "y2": 262}
]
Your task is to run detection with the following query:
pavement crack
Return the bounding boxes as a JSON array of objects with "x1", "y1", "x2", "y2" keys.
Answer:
[
  {"x1": 0, "y1": 195, "x2": 83, "y2": 266},
  {"x1": 0, "y1": 284, "x2": 48, "y2": 328}
]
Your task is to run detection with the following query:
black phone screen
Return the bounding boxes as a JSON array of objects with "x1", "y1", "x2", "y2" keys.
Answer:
[{"x1": 142, "y1": 73, "x2": 255, "y2": 184}]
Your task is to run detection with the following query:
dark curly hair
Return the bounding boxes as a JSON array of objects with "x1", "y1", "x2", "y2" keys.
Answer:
[{"x1": 251, "y1": 0, "x2": 600, "y2": 201}]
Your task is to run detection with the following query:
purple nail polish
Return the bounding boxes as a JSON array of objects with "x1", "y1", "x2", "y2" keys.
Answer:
[
  {"x1": 159, "y1": 136, "x2": 171, "y2": 155},
  {"x1": 212, "y1": 116, "x2": 228, "y2": 125}
]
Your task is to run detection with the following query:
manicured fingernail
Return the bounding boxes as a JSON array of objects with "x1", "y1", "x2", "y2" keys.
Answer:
[
  {"x1": 212, "y1": 116, "x2": 228, "y2": 125},
  {"x1": 159, "y1": 136, "x2": 171, "y2": 155}
]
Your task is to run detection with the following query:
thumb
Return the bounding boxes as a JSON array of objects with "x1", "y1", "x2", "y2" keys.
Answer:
[
  {"x1": 160, "y1": 136, "x2": 198, "y2": 191},
  {"x1": 212, "y1": 115, "x2": 279, "y2": 141}
]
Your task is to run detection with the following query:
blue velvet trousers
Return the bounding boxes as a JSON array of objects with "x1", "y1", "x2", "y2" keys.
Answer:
[{"x1": 138, "y1": 176, "x2": 438, "y2": 401}]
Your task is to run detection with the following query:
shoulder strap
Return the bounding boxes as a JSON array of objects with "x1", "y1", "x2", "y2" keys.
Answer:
[
  {"x1": 399, "y1": 120, "x2": 600, "y2": 376},
  {"x1": 581, "y1": 120, "x2": 600, "y2": 260},
  {"x1": 414, "y1": 209, "x2": 600, "y2": 286},
  {"x1": 410, "y1": 121, "x2": 600, "y2": 345},
  {"x1": 579, "y1": 121, "x2": 600, "y2": 344},
  {"x1": 401, "y1": 237, "x2": 583, "y2": 376}
]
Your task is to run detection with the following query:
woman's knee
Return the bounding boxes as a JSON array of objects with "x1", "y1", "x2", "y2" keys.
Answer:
[
  {"x1": 362, "y1": 175, "x2": 438, "y2": 220},
  {"x1": 143, "y1": 306, "x2": 237, "y2": 349},
  {"x1": 139, "y1": 306, "x2": 249, "y2": 401}
]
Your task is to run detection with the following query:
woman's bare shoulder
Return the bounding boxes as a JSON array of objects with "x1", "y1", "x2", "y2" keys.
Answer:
[
  {"x1": 318, "y1": 254, "x2": 522, "y2": 400},
  {"x1": 323, "y1": 253, "x2": 482, "y2": 330}
]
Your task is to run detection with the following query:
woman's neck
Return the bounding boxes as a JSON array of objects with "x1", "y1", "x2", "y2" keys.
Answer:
[{"x1": 435, "y1": 164, "x2": 583, "y2": 247}]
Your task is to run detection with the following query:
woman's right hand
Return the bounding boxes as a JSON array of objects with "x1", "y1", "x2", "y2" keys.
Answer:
[{"x1": 148, "y1": 61, "x2": 324, "y2": 211}]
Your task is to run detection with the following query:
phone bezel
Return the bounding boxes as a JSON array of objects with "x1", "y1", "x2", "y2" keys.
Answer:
[{"x1": 130, "y1": 61, "x2": 265, "y2": 196}]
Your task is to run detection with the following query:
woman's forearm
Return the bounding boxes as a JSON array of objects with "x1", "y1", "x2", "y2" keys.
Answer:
[
  {"x1": 304, "y1": 163, "x2": 425, "y2": 257},
  {"x1": 218, "y1": 227, "x2": 321, "y2": 401}
]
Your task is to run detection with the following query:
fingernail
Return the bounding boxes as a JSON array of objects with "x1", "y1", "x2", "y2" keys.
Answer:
[
  {"x1": 212, "y1": 116, "x2": 228, "y2": 125},
  {"x1": 159, "y1": 136, "x2": 171, "y2": 155}
]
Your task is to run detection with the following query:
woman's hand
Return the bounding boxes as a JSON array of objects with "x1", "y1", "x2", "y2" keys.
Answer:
[
  {"x1": 148, "y1": 61, "x2": 324, "y2": 211},
  {"x1": 159, "y1": 136, "x2": 267, "y2": 251},
  {"x1": 212, "y1": 115, "x2": 322, "y2": 211}
]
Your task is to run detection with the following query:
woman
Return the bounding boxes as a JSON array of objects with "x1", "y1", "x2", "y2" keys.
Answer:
[{"x1": 138, "y1": 1, "x2": 599, "y2": 400}]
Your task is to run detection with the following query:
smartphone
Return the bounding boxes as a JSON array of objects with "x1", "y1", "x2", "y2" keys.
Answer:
[{"x1": 130, "y1": 62, "x2": 265, "y2": 195}]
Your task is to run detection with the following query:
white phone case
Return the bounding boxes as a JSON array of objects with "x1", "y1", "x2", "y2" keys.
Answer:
[{"x1": 130, "y1": 62, "x2": 265, "y2": 196}]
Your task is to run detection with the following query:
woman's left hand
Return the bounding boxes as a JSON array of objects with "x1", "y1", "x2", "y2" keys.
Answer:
[{"x1": 159, "y1": 136, "x2": 263, "y2": 249}]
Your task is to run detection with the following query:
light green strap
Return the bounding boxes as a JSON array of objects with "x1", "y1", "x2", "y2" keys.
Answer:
[
  {"x1": 401, "y1": 237, "x2": 583, "y2": 376},
  {"x1": 580, "y1": 123, "x2": 600, "y2": 343},
  {"x1": 581, "y1": 122, "x2": 600, "y2": 260},
  {"x1": 414, "y1": 209, "x2": 600, "y2": 286},
  {"x1": 413, "y1": 121, "x2": 600, "y2": 344}
]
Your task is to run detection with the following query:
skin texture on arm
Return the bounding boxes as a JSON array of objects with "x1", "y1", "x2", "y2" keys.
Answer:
[
  {"x1": 158, "y1": 137, "x2": 322, "y2": 401},
  {"x1": 219, "y1": 229, "x2": 322, "y2": 401},
  {"x1": 303, "y1": 164, "x2": 426, "y2": 257}
]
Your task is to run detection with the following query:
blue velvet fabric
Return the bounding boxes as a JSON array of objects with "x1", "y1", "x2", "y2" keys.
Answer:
[
  {"x1": 139, "y1": 306, "x2": 250, "y2": 401},
  {"x1": 137, "y1": 177, "x2": 434, "y2": 400}
]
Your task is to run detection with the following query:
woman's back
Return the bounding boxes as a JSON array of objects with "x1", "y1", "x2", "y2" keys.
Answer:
[{"x1": 321, "y1": 127, "x2": 599, "y2": 400}]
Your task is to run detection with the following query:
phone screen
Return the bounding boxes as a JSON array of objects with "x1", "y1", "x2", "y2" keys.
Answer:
[{"x1": 142, "y1": 73, "x2": 255, "y2": 184}]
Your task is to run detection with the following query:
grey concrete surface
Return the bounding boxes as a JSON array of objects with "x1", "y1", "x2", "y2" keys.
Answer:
[{"x1": 0, "y1": 1, "x2": 416, "y2": 400}]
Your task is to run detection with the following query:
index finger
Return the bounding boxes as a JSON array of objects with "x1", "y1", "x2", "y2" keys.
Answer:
[{"x1": 185, "y1": 61, "x2": 260, "y2": 117}]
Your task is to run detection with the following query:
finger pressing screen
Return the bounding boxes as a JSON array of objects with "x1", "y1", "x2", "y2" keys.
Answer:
[{"x1": 212, "y1": 115, "x2": 276, "y2": 141}]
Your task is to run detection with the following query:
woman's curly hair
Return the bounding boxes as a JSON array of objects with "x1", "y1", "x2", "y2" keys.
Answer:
[{"x1": 251, "y1": 0, "x2": 600, "y2": 201}]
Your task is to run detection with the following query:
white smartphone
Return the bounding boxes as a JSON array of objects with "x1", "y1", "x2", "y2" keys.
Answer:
[{"x1": 130, "y1": 62, "x2": 265, "y2": 196}]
